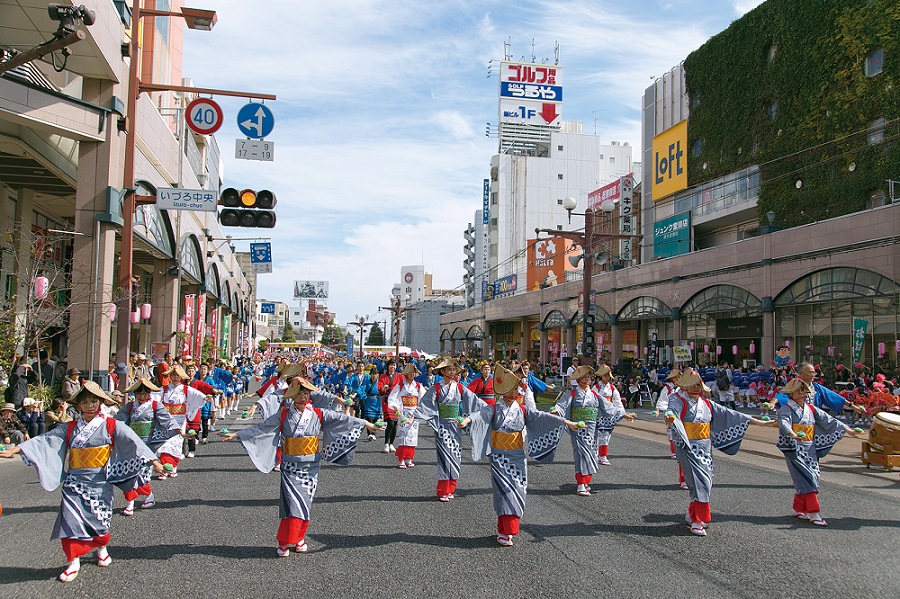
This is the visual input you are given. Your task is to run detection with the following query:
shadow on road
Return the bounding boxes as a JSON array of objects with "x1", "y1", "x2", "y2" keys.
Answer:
[{"x1": 0, "y1": 565, "x2": 60, "y2": 584}]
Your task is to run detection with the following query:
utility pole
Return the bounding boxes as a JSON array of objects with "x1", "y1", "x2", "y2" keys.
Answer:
[{"x1": 380, "y1": 295, "x2": 415, "y2": 359}]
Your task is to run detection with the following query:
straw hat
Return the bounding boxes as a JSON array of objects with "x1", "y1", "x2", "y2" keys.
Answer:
[
  {"x1": 781, "y1": 377, "x2": 813, "y2": 396},
  {"x1": 595, "y1": 364, "x2": 612, "y2": 378},
  {"x1": 284, "y1": 376, "x2": 319, "y2": 399},
  {"x1": 675, "y1": 368, "x2": 710, "y2": 393},
  {"x1": 433, "y1": 357, "x2": 462, "y2": 374},
  {"x1": 281, "y1": 363, "x2": 306, "y2": 379},
  {"x1": 666, "y1": 368, "x2": 682, "y2": 381},
  {"x1": 493, "y1": 364, "x2": 522, "y2": 397},
  {"x1": 170, "y1": 364, "x2": 189, "y2": 379},
  {"x1": 1, "y1": 403, "x2": 15, "y2": 412},
  {"x1": 73, "y1": 380, "x2": 111, "y2": 404},
  {"x1": 126, "y1": 377, "x2": 161, "y2": 393},
  {"x1": 571, "y1": 365, "x2": 595, "y2": 381},
  {"x1": 401, "y1": 363, "x2": 420, "y2": 377}
]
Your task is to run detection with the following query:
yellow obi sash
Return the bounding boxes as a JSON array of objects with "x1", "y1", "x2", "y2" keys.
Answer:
[
  {"x1": 792, "y1": 424, "x2": 814, "y2": 439},
  {"x1": 129, "y1": 421, "x2": 154, "y2": 438},
  {"x1": 69, "y1": 445, "x2": 111, "y2": 469},
  {"x1": 283, "y1": 436, "x2": 319, "y2": 456},
  {"x1": 401, "y1": 395, "x2": 419, "y2": 407},
  {"x1": 683, "y1": 422, "x2": 711, "y2": 440},
  {"x1": 491, "y1": 430, "x2": 524, "y2": 450},
  {"x1": 438, "y1": 403, "x2": 460, "y2": 419},
  {"x1": 164, "y1": 403, "x2": 186, "y2": 415}
]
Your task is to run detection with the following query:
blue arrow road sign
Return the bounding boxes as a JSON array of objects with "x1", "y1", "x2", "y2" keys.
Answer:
[
  {"x1": 250, "y1": 242, "x2": 272, "y2": 273},
  {"x1": 237, "y1": 103, "x2": 275, "y2": 139},
  {"x1": 261, "y1": 302, "x2": 275, "y2": 314}
]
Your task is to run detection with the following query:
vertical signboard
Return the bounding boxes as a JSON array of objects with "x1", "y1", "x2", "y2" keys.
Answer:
[
  {"x1": 222, "y1": 314, "x2": 231, "y2": 356},
  {"x1": 652, "y1": 120, "x2": 688, "y2": 200},
  {"x1": 852, "y1": 318, "x2": 868, "y2": 364},
  {"x1": 182, "y1": 295, "x2": 195, "y2": 357},
  {"x1": 210, "y1": 307, "x2": 219, "y2": 360},
  {"x1": 619, "y1": 175, "x2": 634, "y2": 261},
  {"x1": 195, "y1": 295, "x2": 206, "y2": 360}
]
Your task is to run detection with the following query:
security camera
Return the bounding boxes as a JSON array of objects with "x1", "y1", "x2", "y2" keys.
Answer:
[{"x1": 48, "y1": 4, "x2": 96, "y2": 37}]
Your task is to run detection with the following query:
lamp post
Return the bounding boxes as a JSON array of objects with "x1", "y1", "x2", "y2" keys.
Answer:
[
  {"x1": 381, "y1": 294, "x2": 415, "y2": 359},
  {"x1": 116, "y1": 2, "x2": 276, "y2": 390},
  {"x1": 350, "y1": 315, "x2": 376, "y2": 359},
  {"x1": 535, "y1": 196, "x2": 635, "y2": 367}
]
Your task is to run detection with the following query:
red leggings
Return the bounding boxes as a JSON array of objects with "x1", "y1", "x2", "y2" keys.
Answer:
[
  {"x1": 597, "y1": 445, "x2": 609, "y2": 457},
  {"x1": 436, "y1": 479, "x2": 458, "y2": 496},
  {"x1": 395, "y1": 446, "x2": 415, "y2": 460},
  {"x1": 276, "y1": 516, "x2": 310, "y2": 547},
  {"x1": 793, "y1": 492, "x2": 820, "y2": 513},
  {"x1": 688, "y1": 501, "x2": 711, "y2": 523},
  {"x1": 123, "y1": 483, "x2": 152, "y2": 502},
  {"x1": 62, "y1": 533, "x2": 110, "y2": 561},
  {"x1": 575, "y1": 472, "x2": 593, "y2": 485},
  {"x1": 497, "y1": 515, "x2": 520, "y2": 535},
  {"x1": 159, "y1": 453, "x2": 180, "y2": 469}
]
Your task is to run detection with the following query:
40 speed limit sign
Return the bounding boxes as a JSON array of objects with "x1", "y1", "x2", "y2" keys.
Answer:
[{"x1": 185, "y1": 98, "x2": 224, "y2": 135}]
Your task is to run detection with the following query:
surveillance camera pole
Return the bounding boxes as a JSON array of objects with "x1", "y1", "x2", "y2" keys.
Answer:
[{"x1": 535, "y1": 202, "x2": 638, "y2": 367}]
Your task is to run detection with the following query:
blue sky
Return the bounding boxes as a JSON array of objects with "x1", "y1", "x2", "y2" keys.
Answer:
[{"x1": 181, "y1": 0, "x2": 764, "y2": 328}]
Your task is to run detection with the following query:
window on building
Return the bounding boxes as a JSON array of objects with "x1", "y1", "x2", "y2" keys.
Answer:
[
  {"x1": 609, "y1": 157, "x2": 615, "y2": 164},
  {"x1": 491, "y1": 192, "x2": 497, "y2": 205},
  {"x1": 692, "y1": 139, "x2": 703, "y2": 157},
  {"x1": 558, "y1": 145, "x2": 564, "y2": 151},
  {"x1": 491, "y1": 218, "x2": 498, "y2": 226},
  {"x1": 557, "y1": 174, "x2": 564, "y2": 180},
  {"x1": 867, "y1": 117, "x2": 886, "y2": 144},
  {"x1": 556, "y1": 225, "x2": 563, "y2": 230},
  {"x1": 557, "y1": 199, "x2": 563, "y2": 205},
  {"x1": 864, "y1": 48, "x2": 883, "y2": 77},
  {"x1": 598, "y1": 154, "x2": 604, "y2": 160},
  {"x1": 768, "y1": 101, "x2": 778, "y2": 121}
]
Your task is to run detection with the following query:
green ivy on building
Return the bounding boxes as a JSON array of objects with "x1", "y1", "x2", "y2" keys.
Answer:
[{"x1": 684, "y1": 0, "x2": 898, "y2": 228}]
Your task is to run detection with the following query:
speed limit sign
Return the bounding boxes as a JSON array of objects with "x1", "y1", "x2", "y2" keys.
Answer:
[{"x1": 185, "y1": 98, "x2": 223, "y2": 135}]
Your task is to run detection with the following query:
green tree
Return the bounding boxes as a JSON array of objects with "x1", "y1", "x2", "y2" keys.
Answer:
[
  {"x1": 366, "y1": 322, "x2": 385, "y2": 346},
  {"x1": 282, "y1": 321, "x2": 296, "y2": 343},
  {"x1": 258, "y1": 339, "x2": 268, "y2": 351},
  {"x1": 320, "y1": 320, "x2": 344, "y2": 346}
]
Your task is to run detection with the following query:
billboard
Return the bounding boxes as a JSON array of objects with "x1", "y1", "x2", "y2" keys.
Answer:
[
  {"x1": 294, "y1": 280, "x2": 329, "y2": 299},
  {"x1": 492, "y1": 274, "x2": 517, "y2": 298},
  {"x1": 653, "y1": 211, "x2": 691, "y2": 258},
  {"x1": 526, "y1": 237, "x2": 575, "y2": 291},
  {"x1": 652, "y1": 120, "x2": 688, "y2": 200},
  {"x1": 499, "y1": 61, "x2": 563, "y2": 127}
]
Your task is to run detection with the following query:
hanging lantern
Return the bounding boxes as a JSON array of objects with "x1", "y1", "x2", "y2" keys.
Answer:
[
  {"x1": 878, "y1": 342, "x2": 885, "y2": 358},
  {"x1": 749, "y1": 342, "x2": 756, "y2": 354},
  {"x1": 689, "y1": 341, "x2": 695, "y2": 350},
  {"x1": 33, "y1": 276, "x2": 49, "y2": 300},
  {"x1": 130, "y1": 311, "x2": 140, "y2": 325},
  {"x1": 704, "y1": 344, "x2": 710, "y2": 354},
  {"x1": 178, "y1": 319, "x2": 186, "y2": 333},
  {"x1": 108, "y1": 303, "x2": 117, "y2": 322},
  {"x1": 732, "y1": 345, "x2": 738, "y2": 355},
  {"x1": 896, "y1": 339, "x2": 900, "y2": 353},
  {"x1": 643, "y1": 346, "x2": 648, "y2": 355},
  {"x1": 140, "y1": 303, "x2": 152, "y2": 321},
  {"x1": 827, "y1": 345, "x2": 834, "y2": 357},
  {"x1": 784, "y1": 340, "x2": 790, "y2": 348},
  {"x1": 716, "y1": 345, "x2": 722, "y2": 355}
]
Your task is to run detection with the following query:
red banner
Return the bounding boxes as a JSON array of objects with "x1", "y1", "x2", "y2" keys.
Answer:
[
  {"x1": 182, "y1": 295, "x2": 195, "y2": 357},
  {"x1": 195, "y1": 295, "x2": 206, "y2": 359},
  {"x1": 210, "y1": 307, "x2": 218, "y2": 360}
]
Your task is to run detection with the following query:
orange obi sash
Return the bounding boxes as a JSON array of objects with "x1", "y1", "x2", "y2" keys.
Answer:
[
  {"x1": 491, "y1": 430, "x2": 524, "y2": 450},
  {"x1": 283, "y1": 436, "x2": 319, "y2": 456},
  {"x1": 401, "y1": 395, "x2": 419, "y2": 407},
  {"x1": 164, "y1": 403, "x2": 186, "y2": 415},
  {"x1": 683, "y1": 422, "x2": 711, "y2": 440},
  {"x1": 69, "y1": 445, "x2": 111, "y2": 469},
  {"x1": 792, "y1": 424, "x2": 814, "y2": 439}
]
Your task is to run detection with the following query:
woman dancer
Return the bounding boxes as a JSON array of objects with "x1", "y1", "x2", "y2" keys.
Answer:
[
  {"x1": 220, "y1": 377, "x2": 382, "y2": 556},
  {"x1": 551, "y1": 364, "x2": 600, "y2": 496},
  {"x1": 387, "y1": 363, "x2": 426, "y2": 468},
  {"x1": 0, "y1": 381, "x2": 162, "y2": 582},
  {"x1": 776, "y1": 377, "x2": 859, "y2": 526},
  {"x1": 592, "y1": 364, "x2": 636, "y2": 466}
]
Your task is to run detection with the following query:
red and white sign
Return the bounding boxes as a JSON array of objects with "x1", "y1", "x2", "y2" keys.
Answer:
[
  {"x1": 185, "y1": 98, "x2": 223, "y2": 135},
  {"x1": 182, "y1": 295, "x2": 195, "y2": 357}
]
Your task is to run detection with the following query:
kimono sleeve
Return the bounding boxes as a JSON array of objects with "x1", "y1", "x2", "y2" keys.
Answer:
[
  {"x1": 708, "y1": 400, "x2": 752, "y2": 455},
  {"x1": 185, "y1": 386, "x2": 208, "y2": 420},
  {"x1": 386, "y1": 384, "x2": 403, "y2": 413},
  {"x1": 459, "y1": 386, "x2": 487, "y2": 416},
  {"x1": 811, "y1": 404, "x2": 848, "y2": 458},
  {"x1": 413, "y1": 385, "x2": 439, "y2": 427},
  {"x1": 255, "y1": 392, "x2": 284, "y2": 420},
  {"x1": 553, "y1": 390, "x2": 573, "y2": 418},
  {"x1": 468, "y1": 404, "x2": 495, "y2": 462},
  {"x1": 525, "y1": 408, "x2": 567, "y2": 463},
  {"x1": 529, "y1": 372, "x2": 548, "y2": 394},
  {"x1": 321, "y1": 411, "x2": 367, "y2": 465},
  {"x1": 310, "y1": 390, "x2": 340, "y2": 410},
  {"x1": 813, "y1": 383, "x2": 846, "y2": 413},
  {"x1": 18, "y1": 424, "x2": 68, "y2": 492},
  {"x1": 237, "y1": 411, "x2": 283, "y2": 473}
]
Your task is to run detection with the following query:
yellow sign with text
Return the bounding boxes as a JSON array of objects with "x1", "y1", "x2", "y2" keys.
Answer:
[{"x1": 652, "y1": 120, "x2": 688, "y2": 200}]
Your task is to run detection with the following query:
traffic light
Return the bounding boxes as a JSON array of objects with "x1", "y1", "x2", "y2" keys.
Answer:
[{"x1": 218, "y1": 187, "x2": 276, "y2": 228}]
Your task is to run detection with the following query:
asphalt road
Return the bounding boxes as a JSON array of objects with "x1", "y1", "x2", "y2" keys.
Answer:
[{"x1": 1, "y1": 406, "x2": 898, "y2": 599}]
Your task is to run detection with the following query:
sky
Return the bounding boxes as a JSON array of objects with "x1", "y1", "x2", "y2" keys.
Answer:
[{"x1": 181, "y1": 0, "x2": 765, "y2": 328}]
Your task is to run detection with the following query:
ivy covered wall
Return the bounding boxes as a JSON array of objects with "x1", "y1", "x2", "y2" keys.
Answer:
[{"x1": 683, "y1": 0, "x2": 898, "y2": 228}]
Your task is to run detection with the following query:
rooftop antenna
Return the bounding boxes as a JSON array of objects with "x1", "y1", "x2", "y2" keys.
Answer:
[
  {"x1": 593, "y1": 110, "x2": 600, "y2": 135},
  {"x1": 554, "y1": 42, "x2": 560, "y2": 65},
  {"x1": 504, "y1": 38, "x2": 512, "y2": 61},
  {"x1": 531, "y1": 38, "x2": 536, "y2": 63}
]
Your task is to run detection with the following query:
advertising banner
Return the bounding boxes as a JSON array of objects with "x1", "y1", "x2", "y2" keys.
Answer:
[
  {"x1": 852, "y1": 318, "x2": 868, "y2": 364},
  {"x1": 653, "y1": 211, "x2": 692, "y2": 258},
  {"x1": 294, "y1": 280, "x2": 329, "y2": 299},
  {"x1": 151, "y1": 342, "x2": 169, "y2": 362},
  {"x1": 652, "y1": 120, "x2": 688, "y2": 200},
  {"x1": 182, "y1": 295, "x2": 195, "y2": 357},
  {"x1": 526, "y1": 237, "x2": 575, "y2": 291},
  {"x1": 492, "y1": 274, "x2": 517, "y2": 297},
  {"x1": 195, "y1": 294, "x2": 206, "y2": 360}
]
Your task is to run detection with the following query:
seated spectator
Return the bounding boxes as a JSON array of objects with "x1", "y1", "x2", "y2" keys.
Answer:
[
  {"x1": 17, "y1": 397, "x2": 45, "y2": 438},
  {"x1": 1, "y1": 402, "x2": 28, "y2": 445},
  {"x1": 44, "y1": 397, "x2": 76, "y2": 431}
]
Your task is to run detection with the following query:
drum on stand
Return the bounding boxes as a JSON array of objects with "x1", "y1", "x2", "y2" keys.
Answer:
[{"x1": 868, "y1": 411, "x2": 900, "y2": 455}]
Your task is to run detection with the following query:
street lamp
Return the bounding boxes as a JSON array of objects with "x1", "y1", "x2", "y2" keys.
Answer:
[
  {"x1": 116, "y1": 2, "x2": 275, "y2": 390},
  {"x1": 535, "y1": 196, "x2": 625, "y2": 367},
  {"x1": 350, "y1": 314, "x2": 376, "y2": 359},
  {"x1": 381, "y1": 294, "x2": 414, "y2": 359}
]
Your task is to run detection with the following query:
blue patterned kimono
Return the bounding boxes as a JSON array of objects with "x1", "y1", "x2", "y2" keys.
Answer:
[
  {"x1": 468, "y1": 399, "x2": 566, "y2": 519},
  {"x1": 237, "y1": 404, "x2": 367, "y2": 520},
  {"x1": 553, "y1": 386, "x2": 600, "y2": 475},
  {"x1": 593, "y1": 381, "x2": 626, "y2": 447},
  {"x1": 667, "y1": 390, "x2": 752, "y2": 504},
  {"x1": 776, "y1": 399, "x2": 848, "y2": 495},
  {"x1": 414, "y1": 381, "x2": 486, "y2": 481}
]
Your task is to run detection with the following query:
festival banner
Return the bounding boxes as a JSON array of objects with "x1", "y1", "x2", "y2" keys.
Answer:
[
  {"x1": 210, "y1": 307, "x2": 219, "y2": 360},
  {"x1": 195, "y1": 294, "x2": 206, "y2": 360},
  {"x1": 852, "y1": 318, "x2": 868, "y2": 364},
  {"x1": 182, "y1": 295, "x2": 195, "y2": 357}
]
